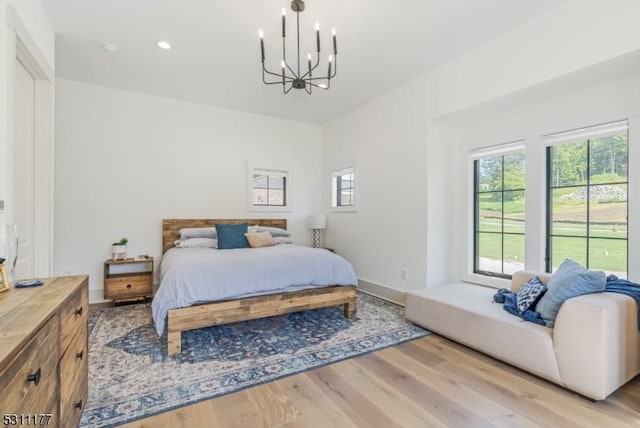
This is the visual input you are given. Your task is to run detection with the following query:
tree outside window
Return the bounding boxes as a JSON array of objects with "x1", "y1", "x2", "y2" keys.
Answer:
[{"x1": 547, "y1": 128, "x2": 628, "y2": 278}]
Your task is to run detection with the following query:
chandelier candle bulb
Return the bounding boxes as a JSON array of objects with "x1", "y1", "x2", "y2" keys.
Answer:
[
  {"x1": 315, "y1": 22, "x2": 320, "y2": 52},
  {"x1": 332, "y1": 28, "x2": 337, "y2": 55},
  {"x1": 282, "y1": 8, "x2": 286, "y2": 37},
  {"x1": 328, "y1": 55, "x2": 332, "y2": 78},
  {"x1": 259, "y1": 30, "x2": 265, "y2": 61},
  {"x1": 308, "y1": 54, "x2": 312, "y2": 75}
]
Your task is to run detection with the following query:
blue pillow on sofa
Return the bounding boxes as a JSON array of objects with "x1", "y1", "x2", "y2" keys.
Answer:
[
  {"x1": 215, "y1": 223, "x2": 249, "y2": 249},
  {"x1": 536, "y1": 259, "x2": 606, "y2": 327}
]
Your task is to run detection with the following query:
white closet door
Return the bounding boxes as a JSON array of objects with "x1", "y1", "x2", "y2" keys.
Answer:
[{"x1": 12, "y1": 59, "x2": 36, "y2": 279}]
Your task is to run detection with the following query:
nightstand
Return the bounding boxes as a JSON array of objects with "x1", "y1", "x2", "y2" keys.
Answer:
[{"x1": 104, "y1": 257, "x2": 153, "y2": 304}]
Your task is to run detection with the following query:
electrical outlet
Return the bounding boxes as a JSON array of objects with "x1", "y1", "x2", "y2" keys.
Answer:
[{"x1": 401, "y1": 269, "x2": 408, "y2": 280}]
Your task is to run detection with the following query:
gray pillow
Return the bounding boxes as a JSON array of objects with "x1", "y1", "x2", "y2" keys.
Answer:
[
  {"x1": 179, "y1": 227, "x2": 217, "y2": 240},
  {"x1": 536, "y1": 259, "x2": 606, "y2": 327},
  {"x1": 173, "y1": 238, "x2": 218, "y2": 248},
  {"x1": 250, "y1": 225, "x2": 291, "y2": 237}
]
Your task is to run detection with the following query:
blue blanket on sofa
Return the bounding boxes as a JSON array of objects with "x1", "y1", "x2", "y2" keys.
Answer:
[
  {"x1": 605, "y1": 275, "x2": 640, "y2": 330},
  {"x1": 494, "y1": 275, "x2": 640, "y2": 329},
  {"x1": 493, "y1": 288, "x2": 546, "y2": 326}
]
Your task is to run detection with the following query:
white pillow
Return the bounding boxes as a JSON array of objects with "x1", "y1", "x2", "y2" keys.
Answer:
[
  {"x1": 179, "y1": 227, "x2": 217, "y2": 240},
  {"x1": 274, "y1": 237, "x2": 292, "y2": 244},
  {"x1": 174, "y1": 238, "x2": 218, "y2": 248}
]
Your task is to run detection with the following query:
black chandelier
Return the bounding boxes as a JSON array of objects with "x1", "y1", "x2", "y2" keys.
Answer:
[{"x1": 259, "y1": 0, "x2": 337, "y2": 94}]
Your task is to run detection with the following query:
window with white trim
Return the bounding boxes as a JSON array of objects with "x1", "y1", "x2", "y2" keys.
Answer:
[
  {"x1": 473, "y1": 145, "x2": 526, "y2": 278},
  {"x1": 544, "y1": 120, "x2": 628, "y2": 278},
  {"x1": 248, "y1": 162, "x2": 292, "y2": 211},
  {"x1": 331, "y1": 167, "x2": 356, "y2": 210},
  {"x1": 253, "y1": 169, "x2": 287, "y2": 206}
]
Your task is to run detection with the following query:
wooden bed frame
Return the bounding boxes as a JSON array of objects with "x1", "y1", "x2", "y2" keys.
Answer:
[{"x1": 162, "y1": 219, "x2": 357, "y2": 355}]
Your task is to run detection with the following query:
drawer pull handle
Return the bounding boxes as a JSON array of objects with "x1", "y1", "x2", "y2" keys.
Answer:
[
  {"x1": 126, "y1": 284, "x2": 132, "y2": 289},
  {"x1": 75, "y1": 306, "x2": 83, "y2": 316},
  {"x1": 27, "y1": 368, "x2": 41, "y2": 386},
  {"x1": 74, "y1": 400, "x2": 83, "y2": 409},
  {"x1": 76, "y1": 350, "x2": 84, "y2": 360}
]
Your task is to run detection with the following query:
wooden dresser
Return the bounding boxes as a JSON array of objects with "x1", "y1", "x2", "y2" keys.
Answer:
[{"x1": 0, "y1": 275, "x2": 89, "y2": 428}]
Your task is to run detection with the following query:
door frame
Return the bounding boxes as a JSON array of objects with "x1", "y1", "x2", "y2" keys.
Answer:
[{"x1": 5, "y1": 4, "x2": 54, "y2": 276}]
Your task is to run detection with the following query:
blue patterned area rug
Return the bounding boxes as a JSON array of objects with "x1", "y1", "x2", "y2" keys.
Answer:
[{"x1": 80, "y1": 292, "x2": 429, "y2": 427}]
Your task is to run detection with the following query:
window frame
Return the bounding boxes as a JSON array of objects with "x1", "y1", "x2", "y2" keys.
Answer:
[
  {"x1": 472, "y1": 145, "x2": 526, "y2": 279},
  {"x1": 331, "y1": 166, "x2": 357, "y2": 212},
  {"x1": 247, "y1": 161, "x2": 292, "y2": 212},
  {"x1": 544, "y1": 120, "x2": 629, "y2": 276}
]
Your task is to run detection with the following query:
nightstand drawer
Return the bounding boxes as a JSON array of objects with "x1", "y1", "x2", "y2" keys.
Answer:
[
  {"x1": 0, "y1": 313, "x2": 59, "y2": 417},
  {"x1": 105, "y1": 274, "x2": 152, "y2": 299}
]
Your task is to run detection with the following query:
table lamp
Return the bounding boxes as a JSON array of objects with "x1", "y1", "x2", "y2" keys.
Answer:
[{"x1": 306, "y1": 214, "x2": 326, "y2": 248}]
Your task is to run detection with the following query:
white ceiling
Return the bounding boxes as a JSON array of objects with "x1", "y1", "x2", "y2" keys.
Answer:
[{"x1": 42, "y1": 0, "x2": 561, "y2": 124}]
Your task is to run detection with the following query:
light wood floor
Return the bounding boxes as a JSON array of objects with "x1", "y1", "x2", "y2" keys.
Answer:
[{"x1": 120, "y1": 335, "x2": 640, "y2": 428}]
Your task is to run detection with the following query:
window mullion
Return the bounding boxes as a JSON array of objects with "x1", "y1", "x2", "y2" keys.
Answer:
[
  {"x1": 501, "y1": 156, "x2": 505, "y2": 275},
  {"x1": 586, "y1": 140, "x2": 591, "y2": 269}
]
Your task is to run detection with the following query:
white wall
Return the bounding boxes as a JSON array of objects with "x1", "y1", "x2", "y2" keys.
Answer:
[
  {"x1": 0, "y1": 0, "x2": 55, "y2": 225},
  {"x1": 322, "y1": 0, "x2": 640, "y2": 297},
  {"x1": 55, "y1": 79, "x2": 323, "y2": 300}
]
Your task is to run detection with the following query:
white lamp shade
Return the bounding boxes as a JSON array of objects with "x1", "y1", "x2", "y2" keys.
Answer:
[{"x1": 306, "y1": 214, "x2": 326, "y2": 230}]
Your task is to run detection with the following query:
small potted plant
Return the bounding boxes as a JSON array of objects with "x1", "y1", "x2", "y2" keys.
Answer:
[{"x1": 112, "y1": 237, "x2": 128, "y2": 260}]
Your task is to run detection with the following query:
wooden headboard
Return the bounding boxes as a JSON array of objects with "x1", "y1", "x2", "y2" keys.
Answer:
[{"x1": 162, "y1": 219, "x2": 288, "y2": 254}]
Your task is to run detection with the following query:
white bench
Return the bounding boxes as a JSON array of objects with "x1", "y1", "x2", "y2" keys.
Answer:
[{"x1": 405, "y1": 271, "x2": 640, "y2": 400}]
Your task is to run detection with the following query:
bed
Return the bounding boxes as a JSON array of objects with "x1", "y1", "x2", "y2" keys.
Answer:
[{"x1": 154, "y1": 219, "x2": 358, "y2": 355}]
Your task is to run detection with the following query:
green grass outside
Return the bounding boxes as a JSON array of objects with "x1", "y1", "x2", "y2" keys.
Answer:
[{"x1": 477, "y1": 196, "x2": 627, "y2": 273}]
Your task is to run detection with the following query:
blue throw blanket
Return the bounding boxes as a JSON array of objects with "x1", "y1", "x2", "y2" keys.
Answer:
[
  {"x1": 493, "y1": 288, "x2": 546, "y2": 326},
  {"x1": 606, "y1": 275, "x2": 640, "y2": 330},
  {"x1": 494, "y1": 275, "x2": 640, "y2": 329}
]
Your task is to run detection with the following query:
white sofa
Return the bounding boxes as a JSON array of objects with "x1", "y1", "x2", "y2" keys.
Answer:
[{"x1": 405, "y1": 271, "x2": 640, "y2": 400}]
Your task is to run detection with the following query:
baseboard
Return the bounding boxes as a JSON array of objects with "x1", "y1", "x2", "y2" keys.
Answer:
[
  {"x1": 89, "y1": 288, "x2": 110, "y2": 305},
  {"x1": 89, "y1": 301, "x2": 113, "y2": 310},
  {"x1": 358, "y1": 279, "x2": 406, "y2": 306}
]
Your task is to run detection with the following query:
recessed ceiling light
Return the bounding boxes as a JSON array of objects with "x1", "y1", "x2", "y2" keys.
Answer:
[
  {"x1": 157, "y1": 41, "x2": 171, "y2": 50},
  {"x1": 102, "y1": 42, "x2": 119, "y2": 53}
]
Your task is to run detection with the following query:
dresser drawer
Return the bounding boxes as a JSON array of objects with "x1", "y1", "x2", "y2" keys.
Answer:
[
  {"x1": 60, "y1": 323, "x2": 88, "y2": 427},
  {"x1": 0, "y1": 314, "x2": 59, "y2": 417},
  {"x1": 105, "y1": 274, "x2": 152, "y2": 299},
  {"x1": 60, "y1": 284, "x2": 88, "y2": 354}
]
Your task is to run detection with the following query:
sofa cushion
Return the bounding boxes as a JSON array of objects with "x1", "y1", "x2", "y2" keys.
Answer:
[
  {"x1": 406, "y1": 283, "x2": 561, "y2": 383},
  {"x1": 536, "y1": 259, "x2": 606, "y2": 327}
]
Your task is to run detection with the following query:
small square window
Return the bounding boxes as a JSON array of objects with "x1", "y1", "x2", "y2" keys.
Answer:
[{"x1": 248, "y1": 162, "x2": 292, "y2": 212}]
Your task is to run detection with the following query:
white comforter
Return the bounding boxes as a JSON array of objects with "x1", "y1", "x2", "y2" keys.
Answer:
[{"x1": 152, "y1": 244, "x2": 358, "y2": 336}]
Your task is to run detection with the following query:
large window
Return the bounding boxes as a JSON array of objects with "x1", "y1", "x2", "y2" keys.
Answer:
[
  {"x1": 331, "y1": 167, "x2": 356, "y2": 211},
  {"x1": 474, "y1": 149, "x2": 526, "y2": 277},
  {"x1": 545, "y1": 121, "x2": 628, "y2": 277}
]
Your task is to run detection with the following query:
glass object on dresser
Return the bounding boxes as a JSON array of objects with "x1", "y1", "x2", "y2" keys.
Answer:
[{"x1": 0, "y1": 224, "x2": 18, "y2": 287}]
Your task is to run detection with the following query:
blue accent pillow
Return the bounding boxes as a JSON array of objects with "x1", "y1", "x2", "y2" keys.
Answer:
[
  {"x1": 516, "y1": 276, "x2": 546, "y2": 314},
  {"x1": 536, "y1": 259, "x2": 606, "y2": 327},
  {"x1": 215, "y1": 223, "x2": 249, "y2": 250}
]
